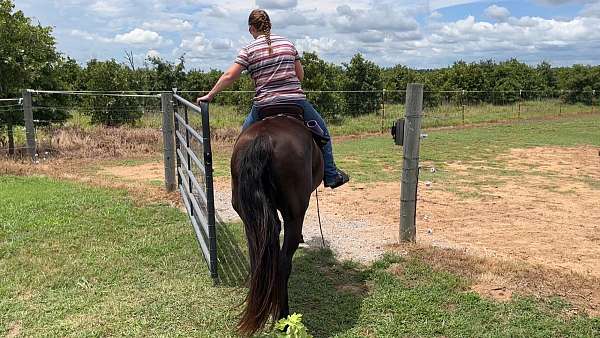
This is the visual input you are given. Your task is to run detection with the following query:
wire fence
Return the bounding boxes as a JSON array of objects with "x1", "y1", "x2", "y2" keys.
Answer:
[{"x1": 1, "y1": 88, "x2": 598, "y2": 158}]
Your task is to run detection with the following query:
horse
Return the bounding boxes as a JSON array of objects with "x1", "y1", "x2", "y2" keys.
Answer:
[{"x1": 230, "y1": 105, "x2": 324, "y2": 336}]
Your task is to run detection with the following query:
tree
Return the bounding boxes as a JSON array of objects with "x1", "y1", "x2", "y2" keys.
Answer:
[
  {"x1": 559, "y1": 65, "x2": 599, "y2": 104},
  {"x1": 536, "y1": 61, "x2": 557, "y2": 92},
  {"x1": 382, "y1": 64, "x2": 420, "y2": 104},
  {"x1": 342, "y1": 53, "x2": 382, "y2": 116},
  {"x1": 300, "y1": 52, "x2": 344, "y2": 119},
  {"x1": 80, "y1": 59, "x2": 140, "y2": 126},
  {"x1": 147, "y1": 56, "x2": 186, "y2": 91},
  {"x1": 0, "y1": 0, "x2": 66, "y2": 154}
]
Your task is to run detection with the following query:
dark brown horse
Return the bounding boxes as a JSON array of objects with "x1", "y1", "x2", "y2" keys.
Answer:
[{"x1": 231, "y1": 109, "x2": 323, "y2": 336}]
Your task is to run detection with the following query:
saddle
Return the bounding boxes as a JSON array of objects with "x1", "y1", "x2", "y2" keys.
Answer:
[
  {"x1": 256, "y1": 104, "x2": 330, "y2": 147},
  {"x1": 257, "y1": 104, "x2": 304, "y2": 121}
]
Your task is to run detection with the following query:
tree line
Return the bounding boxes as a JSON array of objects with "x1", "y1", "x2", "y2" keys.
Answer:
[{"x1": 1, "y1": 0, "x2": 599, "y2": 152}]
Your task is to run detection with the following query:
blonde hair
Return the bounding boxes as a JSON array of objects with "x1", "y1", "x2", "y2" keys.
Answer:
[{"x1": 248, "y1": 9, "x2": 273, "y2": 54}]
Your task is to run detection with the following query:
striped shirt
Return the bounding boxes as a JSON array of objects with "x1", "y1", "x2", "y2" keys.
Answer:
[{"x1": 234, "y1": 34, "x2": 306, "y2": 107}]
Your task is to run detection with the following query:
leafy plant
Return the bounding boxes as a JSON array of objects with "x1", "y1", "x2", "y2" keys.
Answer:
[{"x1": 260, "y1": 313, "x2": 313, "y2": 338}]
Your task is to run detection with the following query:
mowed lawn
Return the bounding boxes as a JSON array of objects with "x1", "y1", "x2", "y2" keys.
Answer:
[{"x1": 2, "y1": 176, "x2": 599, "y2": 337}]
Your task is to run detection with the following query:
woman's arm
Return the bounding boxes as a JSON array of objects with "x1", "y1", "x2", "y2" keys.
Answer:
[
  {"x1": 196, "y1": 63, "x2": 244, "y2": 104},
  {"x1": 295, "y1": 60, "x2": 304, "y2": 82}
]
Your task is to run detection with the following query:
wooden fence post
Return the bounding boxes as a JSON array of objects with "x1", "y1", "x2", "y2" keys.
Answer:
[
  {"x1": 161, "y1": 93, "x2": 177, "y2": 192},
  {"x1": 400, "y1": 83, "x2": 423, "y2": 243},
  {"x1": 22, "y1": 90, "x2": 36, "y2": 162}
]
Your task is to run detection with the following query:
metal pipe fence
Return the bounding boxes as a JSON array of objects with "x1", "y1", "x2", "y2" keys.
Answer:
[{"x1": 169, "y1": 93, "x2": 218, "y2": 282}]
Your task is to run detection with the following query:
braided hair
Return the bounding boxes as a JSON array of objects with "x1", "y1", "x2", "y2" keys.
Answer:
[{"x1": 248, "y1": 9, "x2": 273, "y2": 55}]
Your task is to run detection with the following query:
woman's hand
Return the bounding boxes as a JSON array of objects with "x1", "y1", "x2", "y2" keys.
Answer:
[{"x1": 196, "y1": 93, "x2": 213, "y2": 105}]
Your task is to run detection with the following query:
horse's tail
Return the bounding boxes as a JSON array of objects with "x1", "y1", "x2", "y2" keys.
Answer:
[{"x1": 236, "y1": 134, "x2": 280, "y2": 336}]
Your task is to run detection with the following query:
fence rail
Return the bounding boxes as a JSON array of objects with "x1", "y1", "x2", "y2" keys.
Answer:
[{"x1": 166, "y1": 93, "x2": 218, "y2": 281}]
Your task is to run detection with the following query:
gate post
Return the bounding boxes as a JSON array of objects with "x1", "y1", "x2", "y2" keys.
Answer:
[
  {"x1": 400, "y1": 83, "x2": 423, "y2": 242},
  {"x1": 161, "y1": 93, "x2": 177, "y2": 192},
  {"x1": 22, "y1": 90, "x2": 36, "y2": 162}
]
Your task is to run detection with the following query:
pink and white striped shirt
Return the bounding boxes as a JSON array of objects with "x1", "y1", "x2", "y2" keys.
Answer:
[{"x1": 235, "y1": 34, "x2": 306, "y2": 107}]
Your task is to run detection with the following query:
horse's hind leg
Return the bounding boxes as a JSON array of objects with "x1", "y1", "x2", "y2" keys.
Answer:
[{"x1": 277, "y1": 214, "x2": 304, "y2": 320}]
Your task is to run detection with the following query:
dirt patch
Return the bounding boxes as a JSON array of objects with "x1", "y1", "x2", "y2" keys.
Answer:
[
  {"x1": 498, "y1": 146, "x2": 600, "y2": 180},
  {"x1": 5, "y1": 321, "x2": 22, "y2": 338},
  {"x1": 100, "y1": 162, "x2": 164, "y2": 181}
]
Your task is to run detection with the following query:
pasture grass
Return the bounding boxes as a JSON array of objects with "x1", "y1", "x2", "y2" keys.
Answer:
[
  {"x1": 209, "y1": 113, "x2": 600, "y2": 195},
  {"x1": 2, "y1": 176, "x2": 599, "y2": 337},
  {"x1": 6, "y1": 99, "x2": 595, "y2": 160}
]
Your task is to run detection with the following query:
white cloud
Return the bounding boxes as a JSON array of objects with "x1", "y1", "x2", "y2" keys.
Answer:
[
  {"x1": 69, "y1": 29, "x2": 112, "y2": 43},
  {"x1": 89, "y1": 0, "x2": 123, "y2": 16},
  {"x1": 429, "y1": 11, "x2": 443, "y2": 19},
  {"x1": 256, "y1": 0, "x2": 298, "y2": 9},
  {"x1": 146, "y1": 49, "x2": 161, "y2": 58},
  {"x1": 114, "y1": 28, "x2": 167, "y2": 46},
  {"x1": 428, "y1": 15, "x2": 600, "y2": 56},
  {"x1": 356, "y1": 30, "x2": 386, "y2": 43},
  {"x1": 581, "y1": 2, "x2": 600, "y2": 17},
  {"x1": 331, "y1": 4, "x2": 419, "y2": 33},
  {"x1": 295, "y1": 36, "x2": 336, "y2": 54},
  {"x1": 429, "y1": 0, "x2": 484, "y2": 11},
  {"x1": 484, "y1": 5, "x2": 511, "y2": 21},
  {"x1": 179, "y1": 34, "x2": 210, "y2": 54},
  {"x1": 205, "y1": 5, "x2": 229, "y2": 18},
  {"x1": 271, "y1": 9, "x2": 324, "y2": 28},
  {"x1": 211, "y1": 38, "x2": 234, "y2": 50},
  {"x1": 142, "y1": 19, "x2": 193, "y2": 32}
]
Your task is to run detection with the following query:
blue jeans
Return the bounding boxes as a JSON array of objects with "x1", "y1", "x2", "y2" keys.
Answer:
[{"x1": 242, "y1": 99, "x2": 338, "y2": 183}]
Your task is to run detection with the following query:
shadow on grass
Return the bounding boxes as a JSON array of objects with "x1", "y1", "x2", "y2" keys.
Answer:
[
  {"x1": 215, "y1": 221, "x2": 368, "y2": 337},
  {"x1": 289, "y1": 244, "x2": 368, "y2": 338},
  {"x1": 216, "y1": 215, "x2": 249, "y2": 287}
]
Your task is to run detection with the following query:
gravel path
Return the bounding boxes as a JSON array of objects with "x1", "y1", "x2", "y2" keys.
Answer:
[{"x1": 213, "y1": 181, "x2": 389, "y2": 263}]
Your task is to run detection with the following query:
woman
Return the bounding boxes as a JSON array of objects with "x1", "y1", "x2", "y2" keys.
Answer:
[{"x1": 197, "y1": 9, "x2": 349, "y2": 189}]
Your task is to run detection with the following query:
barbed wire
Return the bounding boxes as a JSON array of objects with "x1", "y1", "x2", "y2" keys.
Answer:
[
  {"x1": 32, "y1": 105, "x2": 161, "y2": 111},
  {"x1": 20, "y1": 89, "x2": 600, "y2": 95},
  {"x1": 30, "y1": 90, "x2": 161, "y2": 98}
]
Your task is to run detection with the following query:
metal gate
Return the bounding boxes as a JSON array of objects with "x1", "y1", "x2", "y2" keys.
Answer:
[{"x1": 165, "y1": 92, "x2": 218, "y2": 280}]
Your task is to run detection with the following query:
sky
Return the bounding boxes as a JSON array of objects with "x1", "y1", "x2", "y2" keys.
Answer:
[{"x1": 13, "y1": 0, "x2": 600, "y2": 70}]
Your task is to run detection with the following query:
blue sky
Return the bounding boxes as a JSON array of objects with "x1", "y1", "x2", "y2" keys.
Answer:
[{"x1": 13, "y1": 0, "x2": 600, "y2": 70}]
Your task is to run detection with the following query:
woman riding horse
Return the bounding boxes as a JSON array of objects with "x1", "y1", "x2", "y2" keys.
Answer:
[
  {"x1": 196, "y1": 9, "x2": 350, "y2": 336},
  {"x1": 197, "y1": 9, "x2": 349, "y2": 189}
]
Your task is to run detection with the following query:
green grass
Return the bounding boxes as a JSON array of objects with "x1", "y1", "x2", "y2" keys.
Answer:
[
  {"x1": 53, "y1": 99, "x2": 599, "y2": 136},
  {"x1": 211, "y1": 114, "x2": 600, "y2": 193},
  {"x1": 0, "y1": 176, "x2": 243, "y2": 336},
  {"x1": 2, "y1": 176, "x2": 599, "y2": 337},
  {"x1": 345, "y1": 114, "x2": 599, "y2": 184}
]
